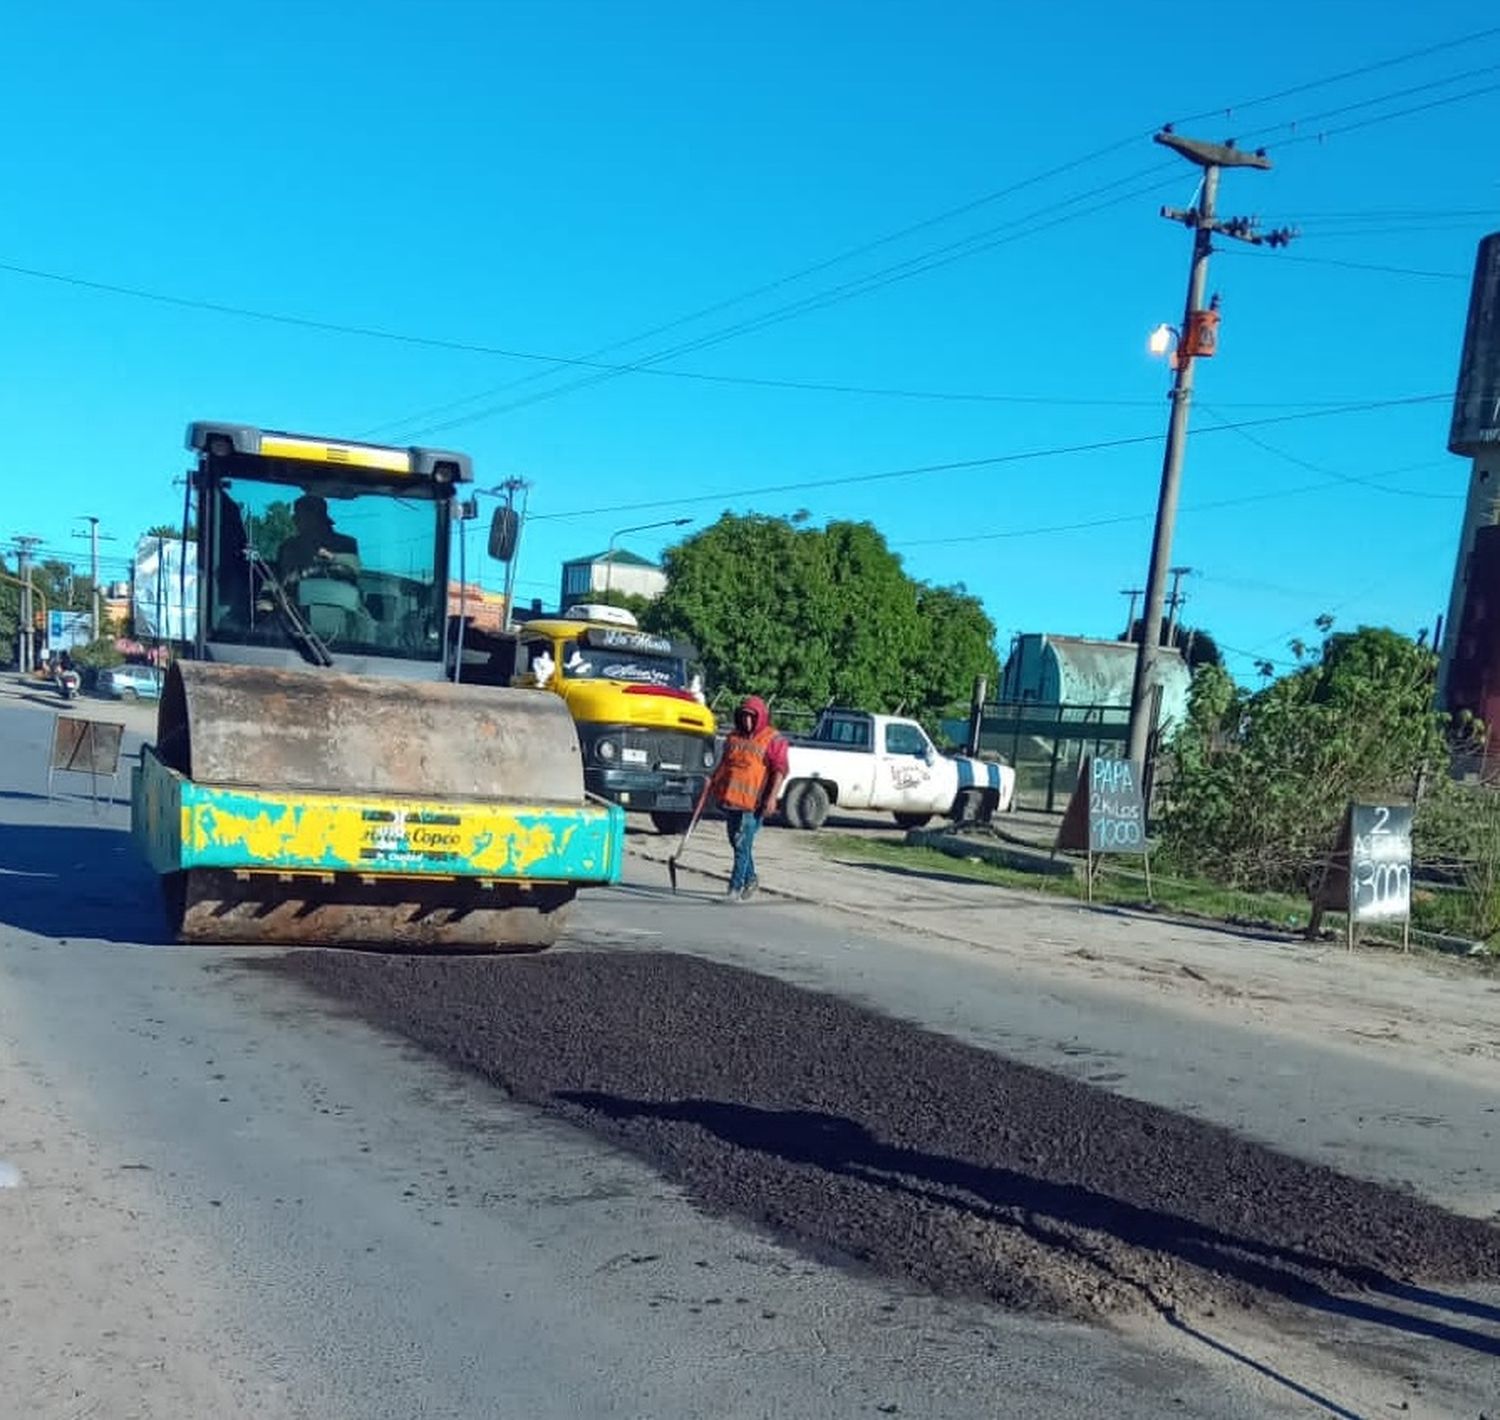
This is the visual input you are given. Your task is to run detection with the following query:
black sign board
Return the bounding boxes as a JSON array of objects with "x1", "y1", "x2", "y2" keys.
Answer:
[
  {"x1": 1450, "y1": 231, "x2": 1500, "y2": 455},
  {"x1": 1310, "y1": 801, "x2": 1413, "y2": 949},
  {"x1": 579, "y1": 626, "x2": 674, "y2": 656},
  {"x1": 1055, "y1": 756, "x2": 1151, "y2": 901}
]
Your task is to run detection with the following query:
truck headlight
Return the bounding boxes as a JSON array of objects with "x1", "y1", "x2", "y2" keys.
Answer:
[
  {"x1": 596, "y1": 738, "x2": 618, "y2": 762},
  {"x1": 702, "y1": 743, "x2": 716, "y2": 768}
]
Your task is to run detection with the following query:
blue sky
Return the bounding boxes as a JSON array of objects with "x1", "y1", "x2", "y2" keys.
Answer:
[{"x1": 2, "y1": 1, "x2": 1496, "y2": 679}]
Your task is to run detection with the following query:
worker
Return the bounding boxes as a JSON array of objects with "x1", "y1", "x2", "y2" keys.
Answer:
[
  {"x1": 704, "y1": 694, "x2": 788, "y2": 903},
  {"x1": 276, "y1": 494, "x2": 360, "y2": 585}
]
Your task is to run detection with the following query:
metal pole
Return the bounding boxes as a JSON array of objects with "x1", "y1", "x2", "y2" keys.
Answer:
[
  {"x1": 1164, "y1": 566, "x2": 1192, "y2": 646},
  {"x1": 1126, "y1": 167, "x2": 1217, "y2": 767},
  {"x1": 604, "y1": 530, "x2": 619, "y2": 597},
  {"x1": 91, "y1": 518, "x2": 101, "y2": 639},
  {"x1": 14, "y1": 535, "x2": 42, "y2": 672},
  {"x1": 1120, "y1": 588, "x2": 1143, "y2": 640},
  {"x1": 500, "y1": 479, "x2": 529, "y2": 631}
]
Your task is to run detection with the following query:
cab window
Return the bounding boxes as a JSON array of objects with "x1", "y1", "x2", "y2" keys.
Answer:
[{"x1": 884, "y1": 722, "x2": 930, "y2": 757}]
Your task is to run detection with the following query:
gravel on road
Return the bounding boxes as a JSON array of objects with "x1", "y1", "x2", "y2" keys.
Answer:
[{"x1": 255, "y1": 948, "x2": 1500, "y2": 1334}]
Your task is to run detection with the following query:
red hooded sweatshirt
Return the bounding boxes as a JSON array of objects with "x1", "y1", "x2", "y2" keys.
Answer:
[{"x1": 711, "y1": 695, "x2": 789, "y2": 810}]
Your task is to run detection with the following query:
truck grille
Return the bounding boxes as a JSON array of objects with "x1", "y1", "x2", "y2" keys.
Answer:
[{"x1": 620, "y1": 727, "x2": 709, "y2": 771}]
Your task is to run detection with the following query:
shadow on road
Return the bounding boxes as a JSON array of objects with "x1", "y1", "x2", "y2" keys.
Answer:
[
  {"x1": 556, "y1": 1092, "x2": 1500, "y2": 1364},
  {"x1": 0, "y1": 821, "x2": 167, "y2": 944}
]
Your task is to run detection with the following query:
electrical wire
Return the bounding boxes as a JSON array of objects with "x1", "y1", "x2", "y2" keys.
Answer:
[
  {"x1": 394, "y1": 165, "x2": 1185, "y2": 438},
  {"x1": 1168, "y1": 23, "x2": 1500, "y2": 126},
  {"x1": 1195, "y1": 404, "x2": 1462, "y2": 499},
  {"x1": 1219, "y1": 248, "x2": 1469, "y2": 281},
  {"x1": 527, "y1": 394, "x2": 1448, "y2": 525},
  {"x1": 374, "y1": 25, "x2": 1500, "y2": 437}
]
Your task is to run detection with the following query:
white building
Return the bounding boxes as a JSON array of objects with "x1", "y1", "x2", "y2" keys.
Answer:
[{"x1": 558, "y1": 548, "x2": 668, "y2": 607}]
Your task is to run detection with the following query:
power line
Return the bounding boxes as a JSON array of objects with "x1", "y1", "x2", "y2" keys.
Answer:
[
  {"x1": 1196, "y1": 404, "x2": 1462, "y2": 499},
  {"x1": 393, "y1": 64, "x2": 1500, "y2": 439},
  {"x1": 1220, "y1": 247, "x2": 1469, "y2": 280},
  {"x1": 1275, "y1": 76, "x2": 1500, "y2": 148},
  {"x1": 394, "y1": 164, "x2": 1185, "y2": 438},
  {"x1": 0, "y1": 250, "x2": 1347, "y2": 414},
  {"x1": 1239, "y1": 59, "x2": 1500, "y2": 142},
  {"x1": 527, "y1": 394, "x2": 1448, "y2": 525},
  {"x1": 1169, "y1": 23, "x2": 1500, "y2": 126},
  {"x1": 359, "y1": 132, "x2": 1157, "y2": 437}
]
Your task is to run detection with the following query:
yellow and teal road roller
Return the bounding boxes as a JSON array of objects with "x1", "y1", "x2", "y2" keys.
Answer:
[{"x1": 131, "y1": 422, "x2": 623, "y2": 949}]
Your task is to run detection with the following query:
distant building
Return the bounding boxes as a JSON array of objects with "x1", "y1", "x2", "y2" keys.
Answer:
[
  {"x1": 558, "y1": 548, "x2": 667, "y2": 608},
  {"x1": 447, "y1": 581, "x2": 508, "y2": 633},
  {"x1": 1001, "y1": 633, "x2": 1191, "y2": 734}
]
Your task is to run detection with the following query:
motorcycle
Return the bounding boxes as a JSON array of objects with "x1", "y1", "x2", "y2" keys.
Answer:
[{"x1": 53, "y1": 668, "x2": 81, "y2": 700}]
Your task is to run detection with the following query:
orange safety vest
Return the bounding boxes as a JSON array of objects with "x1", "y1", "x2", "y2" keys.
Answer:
[{"x1": 718, "y1": 726, "x2": 777, "y2": 812}]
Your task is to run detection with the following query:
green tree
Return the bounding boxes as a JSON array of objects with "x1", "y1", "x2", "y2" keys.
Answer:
[
  {"x1": 1161, "y1": 625, "x2": 1449, "y2": 891},
  {"x1": 644, "y1": 513, "x2": 998, "y2": 721},
  {"x1": 145, "y1": 522, "x2": 196, "y2": 540},
  {"x1": 583, "y1": 588, "x2": 655, "y2": 620}
]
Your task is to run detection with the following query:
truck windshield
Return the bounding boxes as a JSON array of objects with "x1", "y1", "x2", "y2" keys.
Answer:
[
  {"x1": 205, "y1": 475, "x2": 446, "y2": 661},
  {"x1": 562, "y1": 647, "x2": 687, "y2": 688}
]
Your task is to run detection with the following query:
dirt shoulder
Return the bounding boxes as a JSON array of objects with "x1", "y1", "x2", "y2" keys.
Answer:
[{"x1": 629, "y1": 819, "x2": 1499, "y2": 1090}]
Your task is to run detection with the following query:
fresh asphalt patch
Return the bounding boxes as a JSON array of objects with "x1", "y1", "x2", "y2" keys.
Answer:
[{"x1": 253, "y1": 949, "x2": 1500, "y2": 1334}]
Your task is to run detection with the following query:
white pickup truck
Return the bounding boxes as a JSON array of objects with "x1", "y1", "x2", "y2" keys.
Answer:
[{"x1": 778, "y1": 708, "x2": 1014, "y2": 831}]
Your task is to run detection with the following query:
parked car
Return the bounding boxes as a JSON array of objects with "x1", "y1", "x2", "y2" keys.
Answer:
[
  {"x1": 779, "y1": 708, "x2": 1015, "y2": 831},
  {"x1": 97, "y1": 664, "x2": 165, "y2": 702}
]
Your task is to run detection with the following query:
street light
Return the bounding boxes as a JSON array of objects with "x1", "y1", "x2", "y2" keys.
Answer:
[
  {"x1": 604, "y1": 518, "x2": 691, "y2": 595},
  {"x1": 1147, "y1": 323, "x2": 1176, "y2": 357}
]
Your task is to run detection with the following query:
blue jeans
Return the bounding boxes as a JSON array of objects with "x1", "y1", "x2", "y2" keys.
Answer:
[{"x1": 725, "y1": 810, "x2": 760, "y2": 892}]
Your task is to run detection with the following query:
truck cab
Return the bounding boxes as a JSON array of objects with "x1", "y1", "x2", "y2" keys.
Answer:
[{"x1": 510, "y1": 605, "x2": 716, "y2": 832}]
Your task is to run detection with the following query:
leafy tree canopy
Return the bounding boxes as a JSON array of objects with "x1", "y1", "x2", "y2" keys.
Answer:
[
  {"x1": 1161, "y1": 624, "x2": 1451, "y2": 891},
  {"x1": 642, "y1": 513, "x2": 999, "y2": 723}
]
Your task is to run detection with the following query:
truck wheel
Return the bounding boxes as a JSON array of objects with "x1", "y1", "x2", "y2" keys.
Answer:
[
  {"x1": 651, "y1": 811, "x2": 693, "y2": 836},
  {"x1": 951, "y1": 789, "x2": 983, "y2": 825},
  {"x1": 796, "y1": 781, "x2": 830, "y2": 831},
  {"x1": 894, "y1": 812, "x2": 932, "y2": 830}
]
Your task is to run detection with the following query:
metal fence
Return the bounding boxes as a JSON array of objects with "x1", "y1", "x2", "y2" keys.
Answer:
[{"x1": 966, "y1": 701, "x2": 1134, "y2": 812}]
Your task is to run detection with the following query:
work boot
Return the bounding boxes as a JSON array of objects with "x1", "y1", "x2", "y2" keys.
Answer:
[
  {"x1": 740, "y1": 877, "x2": 759, "y2": 901},
  {"x1": 721, "y1": 885, "x2": 743, "y2": 905}
]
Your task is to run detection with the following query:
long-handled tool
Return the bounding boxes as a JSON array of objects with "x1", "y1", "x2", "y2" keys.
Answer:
[{"x1": 668, "y1": 782, "x2": 713, "y2": 894}]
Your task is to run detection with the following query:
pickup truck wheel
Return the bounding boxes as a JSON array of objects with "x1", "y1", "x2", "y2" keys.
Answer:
[
  {"x1": 796, "y1": 781, "x2": 830, "y2": 831},
  {"x1": 119, "y1": 688, "x2": 139, "y2": 703},
  {"x1": 893, "y1": 812, "x2": 932, "y2": 830},
  {"x1": 780, "y1": 781, "x2": 808, "y2": 829},
  {"x1": 650, "y1": 811, "x2": 693, "y2": 836},
  {"x1": 951, "y1": 788, "x2": 983, "y2": 825}
]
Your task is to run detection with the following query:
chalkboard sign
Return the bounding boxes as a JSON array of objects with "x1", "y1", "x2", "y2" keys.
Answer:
[
  {"x1": 1057, "y1": 756, "x2": 1148, "y2": 855},
  {"x1": 1309, "y1": 801, "x2": 1413, "y2": 949},
  {"x1": 1349, "y1": 803, "x2": 1413, "y2": 925}
]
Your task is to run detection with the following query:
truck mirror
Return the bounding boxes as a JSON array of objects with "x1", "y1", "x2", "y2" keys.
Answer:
[{"x1": 488, "y1": 507, "x2": 519, "y2": 562}]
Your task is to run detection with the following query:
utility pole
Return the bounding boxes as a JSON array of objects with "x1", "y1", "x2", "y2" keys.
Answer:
[
  {"x1": 1125, "y1": 130, "x2": 1292, "y2": 771},
  {"x1": 498, "y1": 477, "x2": 531, "y2": 633},
  {"x1": 75, "y1": 515, "x2": 117, "y2": 642},
  {"x1": 13, "y1": 535, "x2": 42, "y2": 672},
  {"x1": 1164, "y1": 565, "x2": 1193, "y2": 646},
  {"x1": 1120, "y1": 588, "x2": 1144, "y2": 640}
]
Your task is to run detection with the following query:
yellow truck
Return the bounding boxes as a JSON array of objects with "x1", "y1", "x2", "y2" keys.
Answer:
[{"x1": 466, "y1": 603, "x2": 717, "y2": 833}]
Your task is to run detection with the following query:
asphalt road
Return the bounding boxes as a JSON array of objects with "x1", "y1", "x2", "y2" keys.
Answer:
[{"x1": 1, "y1": 682, "x2": 1495, "y2": 1418}]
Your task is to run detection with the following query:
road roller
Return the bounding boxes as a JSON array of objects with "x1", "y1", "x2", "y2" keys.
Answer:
[{"x1": 131, "y1": 422, "x2": 624, "y2": 949}]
